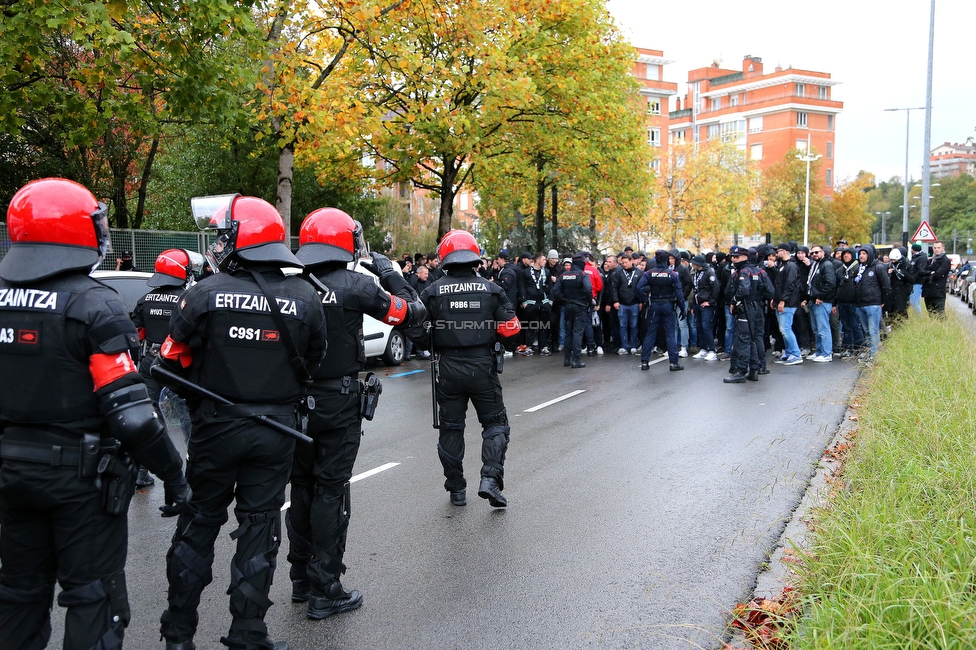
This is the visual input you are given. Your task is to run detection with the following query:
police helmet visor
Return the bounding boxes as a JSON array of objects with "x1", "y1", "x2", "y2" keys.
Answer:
[
  {"x1": 191, "y1": 194, "x2": 239, "y2": 231},
  {"x1": 204, "y1": 222, "x2": 238, "y2": 273},
  {"x1": 186, "y1": 251, "x2": 205, "y2": 279},
  {"x1": 352, "y1": 220, "x2": 369, "y2": 259},
  {"x1": 91, "y1": 202, "x2": 111, "y2": 265}
]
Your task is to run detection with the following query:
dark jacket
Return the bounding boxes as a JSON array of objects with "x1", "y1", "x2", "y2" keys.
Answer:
[
  {"x1": 886, "y1": 248, "x2": 914, "y2": 313},
  {"x1": 835, "y1": 251, "x2": 859, "y2": 304},
  {"x1": 773, "y1": 258, "x2": 803, "y2": 307},
  {"x1": 495, "y1": 261, "x2": 520, "y2": 306},
  {"x1": 552, "y1": 258, "x2": 592, "y2": 307},
  {"x1": 692, "y1": 264, "x2": 721, "y2": 307},
  {"x1": 921, "y1": 252, "x2": 950, "y2": 299},
  {"x1": 853, "y1": 245, "x2": 891, "y2": 306},
  {"x1": 806, "y1": 258, "x2": 838, "y2": 302},
  {"x1": 910, "y1": 250, "x2": 929, "y2": 284},
  {"x1": 609, "y1": 265, "x2": 642, "y2": 305}
]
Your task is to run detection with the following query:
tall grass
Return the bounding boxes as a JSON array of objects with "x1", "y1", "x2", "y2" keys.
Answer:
[{"x1": 790, "y1": 313, "x2": 976, "y2": 649}]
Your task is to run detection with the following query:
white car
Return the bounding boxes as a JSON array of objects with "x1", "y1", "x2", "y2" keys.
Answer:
[{"x1": 94, "y1": 264, "x2": 406, "y2": 366}]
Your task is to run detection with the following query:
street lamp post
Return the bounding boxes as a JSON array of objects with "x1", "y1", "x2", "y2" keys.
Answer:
[
  {"x1": 876, "y1": 211, "x2": 891, "y2": 243},
  {"x1": 796, "y1": 135, "x2": 821, "y2": 248},
  {"x1": 885, "y1": 107, "x2": 925, "y2": 246}
]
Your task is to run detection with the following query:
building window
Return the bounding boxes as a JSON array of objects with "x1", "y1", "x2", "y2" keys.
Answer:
[
  {"x1": 826, "y1": 141, "x2": 833, "y2": 159},
  {"x1": 460, "y1": 193, "x2": 469, "y2": 211},
  {"x1": 827, "y1": 115, "x2": 834, "y2": 131},
  {"x1": 650, "y1": 159, "x2": 661, "y2": 171},
  {"x1": 796, "y1": 83, "x2": 805, "y2": 97},
  {"x1": 721, "y1": 120, "x2": 746, "y2": 142},
  {"x1": 647, "y1": 98, "x2": 660, "y2": 115},
  {"x1": 646, "y1": 63, "x2": 660, "y2": 79},
  {"x1": 819, "y1": 86, "x2": 828, "y2": 100},
  {"x1": 748, "y1": 116, "x2": 763, "y2": 133},
  {"x1": 751, "y1": 143, "x2": 763, "y2": 161},
  {"x1": 797, "y1": 111, "x2": 808, "y2": 127},
  {"x1": 648, "y1": 128, "x2": 660, "y2": 147},
  {"x1": 730, "y1": 94, "x2": 739, "y2": 107},
  {"x1": 796, "y1": 139, "x2": 808, "y2": 153},
  {"x1": 826, "y1": 169, "x2": 833, "y2": 187},
  {"x1": 710, "y1": 97, "x2": 721, "y2": 111},
  {"x1": 707, "y1": 124, "x2": 720, "y2": 140}
]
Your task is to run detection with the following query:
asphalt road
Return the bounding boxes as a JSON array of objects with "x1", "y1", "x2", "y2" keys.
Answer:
[{"x1": 49, "y1": 347, "x2": 860, "y2": 649}]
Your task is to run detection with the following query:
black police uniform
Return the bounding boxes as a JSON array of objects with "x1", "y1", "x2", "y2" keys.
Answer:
[
  {"x1": 420, "y1": 267, "x2": 519, "y2": 504},
  {"x1": 132, "y1": 284, "x2": 184, "y2": 403},
  {"x1": 286, "y1": 260, "x2": 423, "y2": 616},
  {"x1": 0, "y1": 272, "x2": 181, "y2": 650},
  {"x1": 157, "y1": 267, "x2": 326, "y2": 650},
  {"x1": 725, "y1": 257, "x2": 774, "y2": 381},
  {"x1": 551, "y1": 258, "x2": 591, "y2": 366},
  {"x1": 637, "y1": 255, "x2": 685, "y2": 367}
]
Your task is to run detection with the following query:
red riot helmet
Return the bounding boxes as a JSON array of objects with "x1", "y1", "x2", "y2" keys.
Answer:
[
  {"x1": 148, "y1": 249, "x2": 196, "y2": 288},
  {"x1": 437, "y1": 229, "x2": 482, "y2": 268},
  {"x1": 191, "y1": 194, "x2": 301, "y2": 272},
  {"x1": 0, "y1": 178, "x2": 111, "y2": 283},
  {"x1": 296, "y1": 208, "x2": 367, "y2": 265}
]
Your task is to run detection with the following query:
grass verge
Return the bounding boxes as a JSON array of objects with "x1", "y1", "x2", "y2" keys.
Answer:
[{"x1": 788, "y1": 312, "x2": 976, "y2": 649}]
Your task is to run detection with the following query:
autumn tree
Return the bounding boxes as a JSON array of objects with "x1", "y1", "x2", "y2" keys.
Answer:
[
  {"x1": 823, "y1": 172, "x2": 875, "y2": 244},
  {"x1": 651, "y1": 139, "x2": 758, "y2": 250},
  {"x1": 758, "y1": 147, "x2": 827, "y2": 243}
]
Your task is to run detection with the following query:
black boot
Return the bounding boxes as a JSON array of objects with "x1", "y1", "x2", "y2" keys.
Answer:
[
  {"x1": 669, "y1": 363, "x2": 683, "y2": 371},
  {"x1": 757, "y1": 366, "x2": 770, "y2": 375},
  {"x1": 450, "y1": 489, "x2": 466, "y2": 506},
  {"x1": 307, "y1": 580, "x2": 364, "y2": 620},
  {"x1": 640, "y1": 361, "x2": 649, "y2": 370},
  {"x1": 135, "y1": 467, "x2": 155, "y2": 488},
  {"x1": 166, "y1": 643, "x2": 195, "y2": 650},
  {"x1": 747, "y1": 369, "x2": 759, "y2": 381},
  {"x1": 564, "y1": 356, "x2": 571, "y2": 367},
  {"x1": 724, "y1": 372, "x2": 748, "y2": 383},
  {"x1": 291, "y1": 579, "x2": 310, "y2": 603},
  {"x1": 478, "y1": 477, "x2": 507, "y2": 507},
  {"x1": 571, "y1": 357, "x2": 585, "y2": 368}
]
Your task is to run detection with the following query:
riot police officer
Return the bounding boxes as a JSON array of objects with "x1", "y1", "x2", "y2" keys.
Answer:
[
  {"x1": 131, "y1": 249, "x2": 198, "y2": 486},
  {"x1": 0, "y1": 178, "x2": 189, "y2": 650},
  {"x1": 636, "y1": 250, "x2": 685, "y2": 371},
  {"x1": 551, "y1": 253, "x2": 591, "y2": 368},
  {"x1": 286, "y1": 208, "x2": 425, "y2": 619},
  {"x1": 419, "y1": 230, "x2": 521, "y2": 507},
  {"x1": 155, "y1": 195, "x2": 326, "y2": 650},
  {"x1": 724, "y1": 246, "x2": 774, "y2": 383}
]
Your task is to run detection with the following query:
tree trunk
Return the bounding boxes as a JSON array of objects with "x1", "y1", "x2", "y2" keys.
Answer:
[
  {"x1": 589, "y1": 196, "x2": 598, "y2": 253},
  {"x1": 437, "y1": 155, "x2": 459, "y2": 241},
  {"x1": 276, "y1": 142, "x2": 295, "y2": 241},
  {"x1": 133, "y1": 136, "x2": 159, "y2": 229},
  {"x1": 535, "y1": 179, "x2": 546, "y2": 254},
  {"x1": 550, "y1": 183, "x2": 558, "y2": 252}
]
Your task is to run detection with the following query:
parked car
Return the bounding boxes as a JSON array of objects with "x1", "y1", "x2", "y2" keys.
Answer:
[{"x1": 94, "y1": 265, "x2": 405, "y2": 366}]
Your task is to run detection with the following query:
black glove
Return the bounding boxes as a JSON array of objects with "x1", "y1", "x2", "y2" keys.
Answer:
[
  {"x1": 678, "y1": 306, "x2": 687, "y2": 320},
  {"x1": 160, "y1": 473, "x2": 191, "y2": 517},
  {"x1": 361, "y1": 252, "x2": 397, "y2": 280}
]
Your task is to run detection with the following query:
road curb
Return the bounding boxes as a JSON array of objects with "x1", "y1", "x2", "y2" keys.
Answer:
[{"x1": 725, "y1": 374, "x2": 863, "y2": 648}]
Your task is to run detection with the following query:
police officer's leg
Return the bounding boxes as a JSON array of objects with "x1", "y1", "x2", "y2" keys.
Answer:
[
  {"x1": 562, "y1": 305, "x2": 575, "y2": 364},
  {"x1": 728, "y1": 311, "x2": 751, "y2": 380},
  {"x1": 747, "y1": 304, "x2": 763, "y2": 376},
  {"x1": 222, "y1": 419, "x2": 296, "y2": 649},
  {"x1": 640, "y1": 307, "x2": 661, "y2": 365},
  {"x1": 466, "y1": 356, "x2": 508, "y2": 501},
  {"x1": 304, "y1": 389, "x2": 363, "y2": 618},
  {"x1": 0, "y1": 464, "x2": 57, "y2": 649},
  {"x1": 662, "y1": 305, "x2": 678, "y2": 365},
  {"x1": 161, "y1": 418, "x2": 237, "y2": 646},
  {"x1": 285, "y1": 426, "x2": 315, "y2": 600},
  {"x1": 437, "y1": 356, "x2": 469, "y2": 494},
  {"x1": 42, "y1": 463, "x2": 128, "y2": 650},
  {"x1": 571, "y1": 306, "x2": 586, "y2": 364}
]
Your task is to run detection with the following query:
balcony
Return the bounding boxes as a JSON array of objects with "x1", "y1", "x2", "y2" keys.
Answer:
[
  {"x1": 710, "y1": 72, "x2": 744, "y2": 87},
  {"x1": 669, "y1": 108, "x2": 693, "y2": 120}
]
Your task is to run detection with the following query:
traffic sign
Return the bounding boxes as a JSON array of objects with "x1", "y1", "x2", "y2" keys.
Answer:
[{"x1": 912, "y1": 220, "x2": 938, "y2": 242}]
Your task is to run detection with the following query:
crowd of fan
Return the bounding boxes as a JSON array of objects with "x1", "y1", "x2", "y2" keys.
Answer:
[{"x1": 393, "y1": 238, "x2": 952, "y2": 370}]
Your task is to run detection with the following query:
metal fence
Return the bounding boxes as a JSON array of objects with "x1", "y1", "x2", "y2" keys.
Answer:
[{"x1": 0, "y1": 223, "x2": 300, "y2": 272}]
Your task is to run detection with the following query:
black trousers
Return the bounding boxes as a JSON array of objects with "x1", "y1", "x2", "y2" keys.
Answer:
[
  {"x1": 287, "y1": 384, "x2": 361, "y2": 594},
  {"x1": 160, "y1": 410, "x2": 296, "y2": 650},
  {"x1": 732, "y1": 302, "x2": 765, "y2": 373},
  {"x1": 562, "y1": 303, "x2": 586, "y2": 361},
  {"x1": 0, "y1": 438, "x2": 128, "y2": 650},
  {"x1": 521, "y1": 304, "x2": 551, "y2": 350},
  {"x1": 436, "y1": 354, "x2": 509, "y2": 492},
  {"x1": 641, "y1": 302, "x2": 677, "y2": 364}
]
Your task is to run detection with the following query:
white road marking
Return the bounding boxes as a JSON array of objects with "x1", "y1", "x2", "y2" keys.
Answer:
[
  {"x1": 524, "y1": 389, "x2": 586, "y2": 413},
  {"x1": 647, "y1": 356, "x2": 669, "y2": 366},
  {"x1": 281, "y1": 462, "x2": 401, "y2": 510}
]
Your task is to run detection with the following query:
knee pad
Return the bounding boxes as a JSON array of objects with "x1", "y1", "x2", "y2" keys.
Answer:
[
  {"x1": 57, "y1": 572, "x2": 129, "y2": 650},
  {"x1": 436, "y1": 442, "x2": 464, "y2": 472},
  {"x1": 480, "y1": 425, "x2": 510, "y2": 485},
  {"x1": 307, "y1": 482, "x2": 351, "y2": 580},
  {"x1": 228, "y1": 509, "x2": 280, "y2": 615},
  {"x1": 479, "y1": 408, "x2": 508, "y2": 428}
]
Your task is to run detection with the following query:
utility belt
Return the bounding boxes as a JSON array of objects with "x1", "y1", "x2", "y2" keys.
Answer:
[
  {"x1": 437, "y1": 346, "x2": 492, "y2": 358},
  {"x1": 314, "y1": 376, "x2": 362, "y2": 395},
  {"x1": 307, "y1": 374, "x2": 383, "y2": 421},
  {"x1": 198, "y1": 399, "x2": 296, "y2": 418},
  {"x1": 648, "y1": 297, "x2": 675, "y2": 304},
  {"x1": 0, "y1": 427, "x2": 136, "y2": 516}
]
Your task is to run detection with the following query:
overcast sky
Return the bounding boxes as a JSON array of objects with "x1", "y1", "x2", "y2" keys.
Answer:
[{"x1": 606, "y1": 0, "x2": 975, "y2": 186}]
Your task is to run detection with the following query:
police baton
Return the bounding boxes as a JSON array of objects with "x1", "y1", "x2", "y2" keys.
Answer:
[{"x1": 150, "y1": 364, "x2": 313, "y2": 445}]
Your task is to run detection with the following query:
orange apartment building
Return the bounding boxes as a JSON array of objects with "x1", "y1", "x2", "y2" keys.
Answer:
[
  {"x1": 930, "y1": 142, "x2": 976, "y2": 179},
  {"x1": 666, "y1": 55, "x2": 843, "y2": 197},
  {"x1": 632, "y1": 47, "x2": 679, "y2": 172}
]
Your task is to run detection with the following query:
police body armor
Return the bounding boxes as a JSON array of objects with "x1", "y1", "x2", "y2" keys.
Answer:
[
  {"x1": 429, "y1": 275, "x2": 498, "y2": 350},
  {"x1": 141, "y1": 287, "x2": 183, "y2": 345},
  {"x1": 557, "y1": 269, "x2": 589, "y2": 306},
  {"x1": 0, "y1": 275, "x2": 137, "y2": 423},
  {"x1": 173, "y1": 271, "x2": 315, "y2": 404},
  {"x1": 309, "y1": 267, "x2": 387, "y2": 379},
  {"x1": 646, "y1": 270, "x2": 676, "y2": 303}
]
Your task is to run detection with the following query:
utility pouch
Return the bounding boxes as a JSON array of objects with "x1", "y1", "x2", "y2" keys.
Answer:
[
  {"x1": 360, "y1": 373, "x2": 383, "y2": 421},
  {"x1": 98, "y1": 453, "x2": 136, "y2": 516},
  {"x1": 493, "y1": 341, "x2": 504, "y2": 374},
  {"x1": 297, "y1": 395, "x2": 316, "y2": 434},
  {"x1": 78, "y1": 433, "x2": 101, "y2": 480}
]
